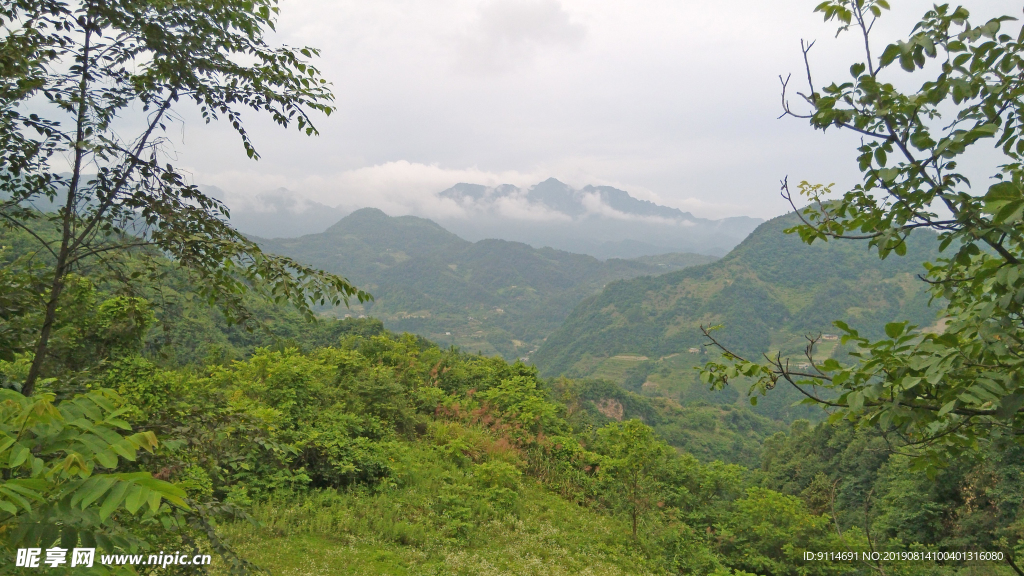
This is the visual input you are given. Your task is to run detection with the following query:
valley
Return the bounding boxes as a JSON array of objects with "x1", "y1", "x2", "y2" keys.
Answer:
[
  {"x1": 254, "y1": 207, "x2": 717, "y2": 360},
  {"x1": 252, "y1": 206, "x2": 946, "y2": 459},
  {"x1": 253, "y1": 205, "x2": 943, "y2": 428},
  {"x1": 532, "y1": 211, "x2": 942, "y2": 421},
  {"x1": 1, "y1": 202, "x2": 1016, "y2": 576}
]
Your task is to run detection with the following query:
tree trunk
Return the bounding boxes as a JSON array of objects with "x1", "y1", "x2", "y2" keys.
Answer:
[
  {"x1": 1006, "y1": 555, "x2": 1024, "y2": 576},
  {"x1": 22, "y1": 24, "x2": 93, "y2": 396}
]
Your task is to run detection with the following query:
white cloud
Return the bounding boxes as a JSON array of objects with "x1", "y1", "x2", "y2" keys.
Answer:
[
  {"x1": 221, "y1": 188, "x2": 332, "y2": 214},
  {"x1": 198, "y1": 161, "x2": 550, "y2": 221},
  {"x1": 172, "y1": 0, "x2": 1024, "y2": 224},
  {"x1": 491, "y1": 193, "x2": 573, "y2": 222},
  {"x1": 577, "y1": 191, "x2": 691, "y2": 225},
  {"x1": 453, "y1": 0, "x2": 586, "y2": 74},
  {"x1": 197, "y1": 160, "x2": 753, "y2": 222}
]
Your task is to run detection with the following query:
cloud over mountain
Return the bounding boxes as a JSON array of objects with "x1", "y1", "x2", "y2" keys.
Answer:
[
  {"x1": 432, "y1": 179, "x2": 760, "y2": 257},
  {"x1": 215, "y1": 176, "x2": 761, "y2": 258},
  {"x1": 438, "y1": 178, "x2": 702, "y2": 224}
]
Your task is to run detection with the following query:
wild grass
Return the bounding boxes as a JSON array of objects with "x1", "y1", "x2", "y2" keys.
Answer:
[{"x1": 212, "y1": 434, "x2": 662, "y2": 576}]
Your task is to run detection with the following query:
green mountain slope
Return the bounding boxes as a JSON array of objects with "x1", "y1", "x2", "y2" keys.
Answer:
[
  {"x1": 532, "y1": 212, "x2": 941, "y2": 420},
  {"x1": 255, "y1": 208, "x2": 716, "y2": 359}
]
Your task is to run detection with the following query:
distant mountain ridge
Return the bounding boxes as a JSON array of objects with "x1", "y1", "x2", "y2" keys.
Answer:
[
  {"x1": 212, "y1": 178, "x2": 762, "y2": 259},
  {"x1": 436, "y1": 178, "x2": 762, "y2": 258},
  {"x1": 440, "y1": 179, "x2": 694, "y2": 221},
  {"x1": 254, "y1": 208, "x2": 717, "y2": 359},
  {"x1": 203, "y1": 186, "x2": 348, "y2": 239}
]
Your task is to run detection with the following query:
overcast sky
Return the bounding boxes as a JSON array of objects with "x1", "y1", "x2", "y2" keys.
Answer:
[{"x1": 171, "y1": 1, "x2": 1019, "y2": 220}]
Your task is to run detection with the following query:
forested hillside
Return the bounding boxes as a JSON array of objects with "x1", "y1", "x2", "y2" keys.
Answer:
[
  {"x1": 533, "y1": 212, "x2": 941, "y2": 420},
  {"x1": 255, "y1": 208, "x2": 715, "y2": 359},
  {"x1": 2, "y1": 216, "x2": 1019, "y2": 575},
  {"x1": 5, "y1": 0, "x2": 1023, "y2": 574}
]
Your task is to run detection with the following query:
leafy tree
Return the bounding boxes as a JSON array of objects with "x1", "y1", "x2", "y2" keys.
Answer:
[
  {"x1": 0, "y1": 388, "x2": 186, "y2": 560},
  {"x1": 595, "y1": 419, "x2": 670, "y2": 539},
  {"x1": 0, "y1": 0, "x2": 369, "y2": 395},
  {"x1": 715, "y1": 487, "x2": 858, "y2": 576},
  {"x1": 476, "y1": 375, "x2": 562, "y2": 435},
  {"x1": 702, "y1": 1, "x2": 1024, "y2": 469}
]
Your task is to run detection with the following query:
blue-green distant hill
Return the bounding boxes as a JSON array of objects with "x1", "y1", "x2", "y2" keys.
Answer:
[
  {"x1": 254, "y1": 208, "x2": 716, "y2": 359},
  {"x1": 531, "y1": 212, "x2": 942, "y2": 421}
]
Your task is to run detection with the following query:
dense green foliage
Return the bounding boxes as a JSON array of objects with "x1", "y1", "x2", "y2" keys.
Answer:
[
  {"x1": 0, "y1": 388, "x2": 188, "y2": 571},
  {"x1": 3, "y1": 223, "x2": 1021, "y2": 574},
  {"x1": 5, "y1": 328, "x2": 855, "y2": 574},
  {"x1": 559, "y1": 378, "x2": 785, "y2": 468},
  {"x1": 2, "y1": 1, "x2": 1022, "y2": 572},
  {"x1": 0, "y1": 0, "x2": 367, "y2": 397},
  {"x1": 531, "y1": 212, "x2": 940, "y2": 423},
  {"x1": 256, "y1": 208, "x2": 715, "y2": 360},
  {"x1": 703, "y1": 0, "x2": 1024, "y2": 469},
  {"x1": 536, "y1": 212, "x2": 939, "y2": 374},
  {"x1": 2, "y1": 221, "x2": 1022, "y2": 575},
  {"x1": 759, "y1": 419, "x2": 1024, "y2": 567}
]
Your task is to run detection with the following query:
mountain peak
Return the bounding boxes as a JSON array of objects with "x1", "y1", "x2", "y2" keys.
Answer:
[
  {"x1": 582, "y1": 185, "x2": 694, "y2": 221},
  {"x1": 441, "y1": 178, "x2": 699, "y2": 223},
  {"x1": 324, "y1": 207, "x2": 468, "y2": 248},
  {"x1": 441, "y1": 183, "x2": 488, "y2": 201},
  {"x1": 526, "y1": 178, "x2": 583, "y2": 216},
  {"x1": 346, "y1": 206, "x2": 389, "y2": 219}
]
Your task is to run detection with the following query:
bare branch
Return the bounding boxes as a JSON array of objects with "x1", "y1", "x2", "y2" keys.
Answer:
[
  {"x1": 779, "y1": 74, "x2": 813, "y2": 120},
  {"x1": 801, "y1": 39, "x2": 818, "y2": 100}
]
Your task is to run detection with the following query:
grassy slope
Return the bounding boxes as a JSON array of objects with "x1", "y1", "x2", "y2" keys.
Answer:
[
  {"x1": 532, "y1": 212, "x2": 940, "y2": 421},
  {"x1": 215, "y1": 445, "x2": 658, "y2": 576},
  {"x1": 255, "y1": 208, "x2": 715, "y2": 360}
]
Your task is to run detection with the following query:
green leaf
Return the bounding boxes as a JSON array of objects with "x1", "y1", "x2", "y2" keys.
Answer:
[
  {"x1": 849, "y1": 391, "x2": 865, "y2": 410},
  {"x1": 77, "y1": 476, "x2": 116, "y2": 510},
  {"x1": 972, "y1": 123, "x2": 999, "y2": 137},
  {"x1": 98, "y1": 480, "x2": 132, "y2": 522},
  {"x1": 95, "y1": 450, "x2": 119, "y2": 470},
  {"x1": 884, "y1": 322, "x2": 906, "y2": 338},
  {"x1": 995, "y1": 393, "x2": 1024, "y2": 419},
  {"x1": 147, "y1": 490, "x2": 162, "y2": 513},
  {"x1": 109, "y1": 439, "x2": 137, "y2": 461},
  {"x1": 983, "y1": 181, "x2": 1024, "y2": 224},
  {"x1": 0, "y1": 487, "x2": 33, "y2": 513},
  {"x1": 879, "y1": 408, "x2": 893, "y2": 429},
  {"x1": 877, "y1": 167, "x2": 900, "y2": 183},
  {"x1": 880, "y1": 44, "x2": 900, "y2": 67},
  {"x1": 8, "y1": 443, "x2": 30, "y2": 468},
  {"x1": 125, "y1": 485, "x2": 150, "y2": 515}
]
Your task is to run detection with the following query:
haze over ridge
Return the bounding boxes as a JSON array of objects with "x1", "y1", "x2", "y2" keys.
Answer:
[{"x1": 214, "y1": 177, "x2": 761, "y2": 258}]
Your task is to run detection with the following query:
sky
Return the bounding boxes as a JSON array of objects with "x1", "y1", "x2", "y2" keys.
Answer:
[{"x1": 170, "y1": 0, "x2": 1021, "y2": 221}]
